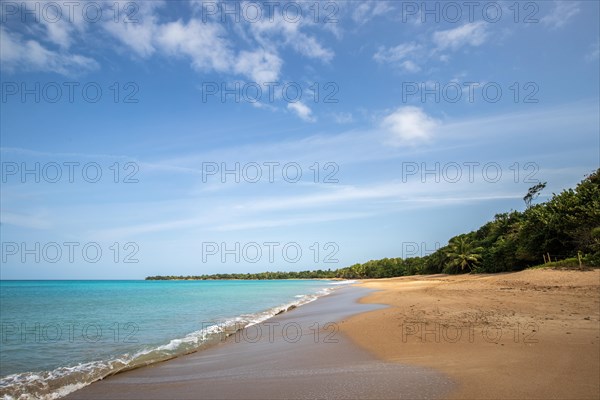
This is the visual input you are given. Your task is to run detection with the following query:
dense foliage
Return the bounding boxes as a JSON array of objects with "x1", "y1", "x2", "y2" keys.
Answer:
[{"x1": 147, "y1": 169, "x2": 600, "y2": 280}]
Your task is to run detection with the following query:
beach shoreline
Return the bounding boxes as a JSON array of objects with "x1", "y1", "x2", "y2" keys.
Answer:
[
  {"x1": 0, "y1": 280, "x2": 340, "y2": 399},
  {"x1": 341, "y1": 269, "x2": 600, "y2": 399},
  {"x1": 30, "y1": 269, "x2": 600, "y2": 399},
  {"x1": 64, "y1": 285, "x2": 454, "y2": 399}
]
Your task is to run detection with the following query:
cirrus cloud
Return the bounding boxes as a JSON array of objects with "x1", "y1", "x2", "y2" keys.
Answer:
[{"x1": 432, "y1": 22, "x2": 488, "y2": 50}]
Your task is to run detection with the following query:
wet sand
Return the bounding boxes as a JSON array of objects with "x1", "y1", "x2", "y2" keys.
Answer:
[
  {"x1": 66, "y1": 286, "x2": 454, "y2": 399},
  {"x1": 341, "y1": 269, "x2": 600, "y2": 399}
]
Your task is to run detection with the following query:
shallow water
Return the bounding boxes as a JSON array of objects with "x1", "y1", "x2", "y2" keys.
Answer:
[{"x1": 0, "y1": 279, "x2": 338, "y2": 399}]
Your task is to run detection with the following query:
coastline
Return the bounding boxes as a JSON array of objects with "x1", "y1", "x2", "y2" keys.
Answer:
[
  {"x1": 341, "y1": 269, "x2": 600, "y2": 399},
  {"x1": 65, "y1": 286, "x2": 454, "y2": 399},
  {"x1": 13, "y1": 269, "x2": 598, "y2": 399},
  {"x1": 0, "y1": 280, "x2": 338, "y2": 399}
]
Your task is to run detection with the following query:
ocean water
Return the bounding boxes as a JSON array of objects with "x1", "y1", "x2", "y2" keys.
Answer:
[{"x1": 0, "y1": 280, "x2": 344, "y2": 399}]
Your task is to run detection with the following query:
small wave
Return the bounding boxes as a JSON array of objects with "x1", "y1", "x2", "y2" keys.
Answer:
[
  {"x1": 0, "y1": 358, "x2": 130, "y2": 400},
  {"x1": 328, "y1": 280, "x2": 356, "y2": 285},
  {"x1": 0, "y1": 285, "x2": 339, "y2": 400}
]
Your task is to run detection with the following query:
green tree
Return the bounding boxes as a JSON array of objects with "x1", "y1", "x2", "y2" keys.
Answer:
[
  {"x1": 523, "y1": 182, "x2": 547, "y2": 208},
  {"x1": 444, "y1": 235, "x2": 484, "y2": 273}
]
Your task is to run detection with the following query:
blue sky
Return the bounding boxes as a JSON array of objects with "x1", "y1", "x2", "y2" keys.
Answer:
[{"x1": 1, "y1": 0, "x2": 599, "y2": 279}]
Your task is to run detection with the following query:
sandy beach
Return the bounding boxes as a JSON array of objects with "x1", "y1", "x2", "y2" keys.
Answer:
[
  {"x1": 62, "y1": 269, "x2": 599, "y2": 399},
  {"x1": 65, "y1": 286, "x2": 453, "y2": 399},
  {"x1": 342, "y1": 269, "x2": 600, "y2": 399}
]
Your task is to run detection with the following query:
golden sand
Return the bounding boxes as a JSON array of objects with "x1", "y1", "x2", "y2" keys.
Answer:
[{"x1": 341, "y1": 269, "x2": 600, "y2": 399}]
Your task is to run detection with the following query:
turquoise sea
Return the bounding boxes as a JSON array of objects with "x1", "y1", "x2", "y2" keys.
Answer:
[{"x1": 0, "y1": 280, "x2": 343, "y2": 399}]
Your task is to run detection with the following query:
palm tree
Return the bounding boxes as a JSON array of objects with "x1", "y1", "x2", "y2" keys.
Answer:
[{"x1": 445, "y1": 236, "x2": 484, "y2": 273}]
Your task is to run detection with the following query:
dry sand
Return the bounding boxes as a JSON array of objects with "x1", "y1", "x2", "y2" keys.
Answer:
[{"x1": 341, "y1": 269, "x2": 600, "y2": 399}]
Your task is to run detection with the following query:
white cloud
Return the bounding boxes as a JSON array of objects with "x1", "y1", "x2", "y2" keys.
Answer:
[
  {"x1": 234, "y1": 49, "x2": 282, "y2": 83},
  {"x1": 101, "y1": 1, "x2": 164, "y2": 57},
  {"x1": 43, "y1": 20, "x2": 74, "y2": 48},
  {"x1": 541, "y1": 1, "x2": 580, "y2": 29},
  {"x1": 16, "y1": 0, "x2": 88, "y2": 50},
  {"x1": 292, "y1": 35, "x2": 334, "y2": 61},
  {"x1": 156, "y1": 19, "x2": 233, "y2": 72},
  {"x1": 352, "y1": 1, "x2": 393, "y2": 24},
  {"x1": 0, "y1": 27, "x2": 98, "y2": 75},
  {"x1": 374, "y1": 42, "x2": 422, "y2": 72},
  {"x1": 375, "y1": 22, "x2": 487, "y2": 72},
  {"x1": 107, "y1": 12, "x2": 282, "y2": 82},
  {"x1": 249, "y1": 12, "x2": 334, "y2": 62},
  {"x1": 374, "y1": 42, "x2": 420, "y2": 63},
  {"x1": 1, "y1": 0, "x2": 332, "y2": 89},
  {"x1": 381, "y1": 106, "x2": 439, "y2": 146},
  {"x1": 433, "y1": 22, "x2": 488, "y2": 50},
  {"x1": 287, "y1": 102, "x2": 316, "y2": 122}
]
